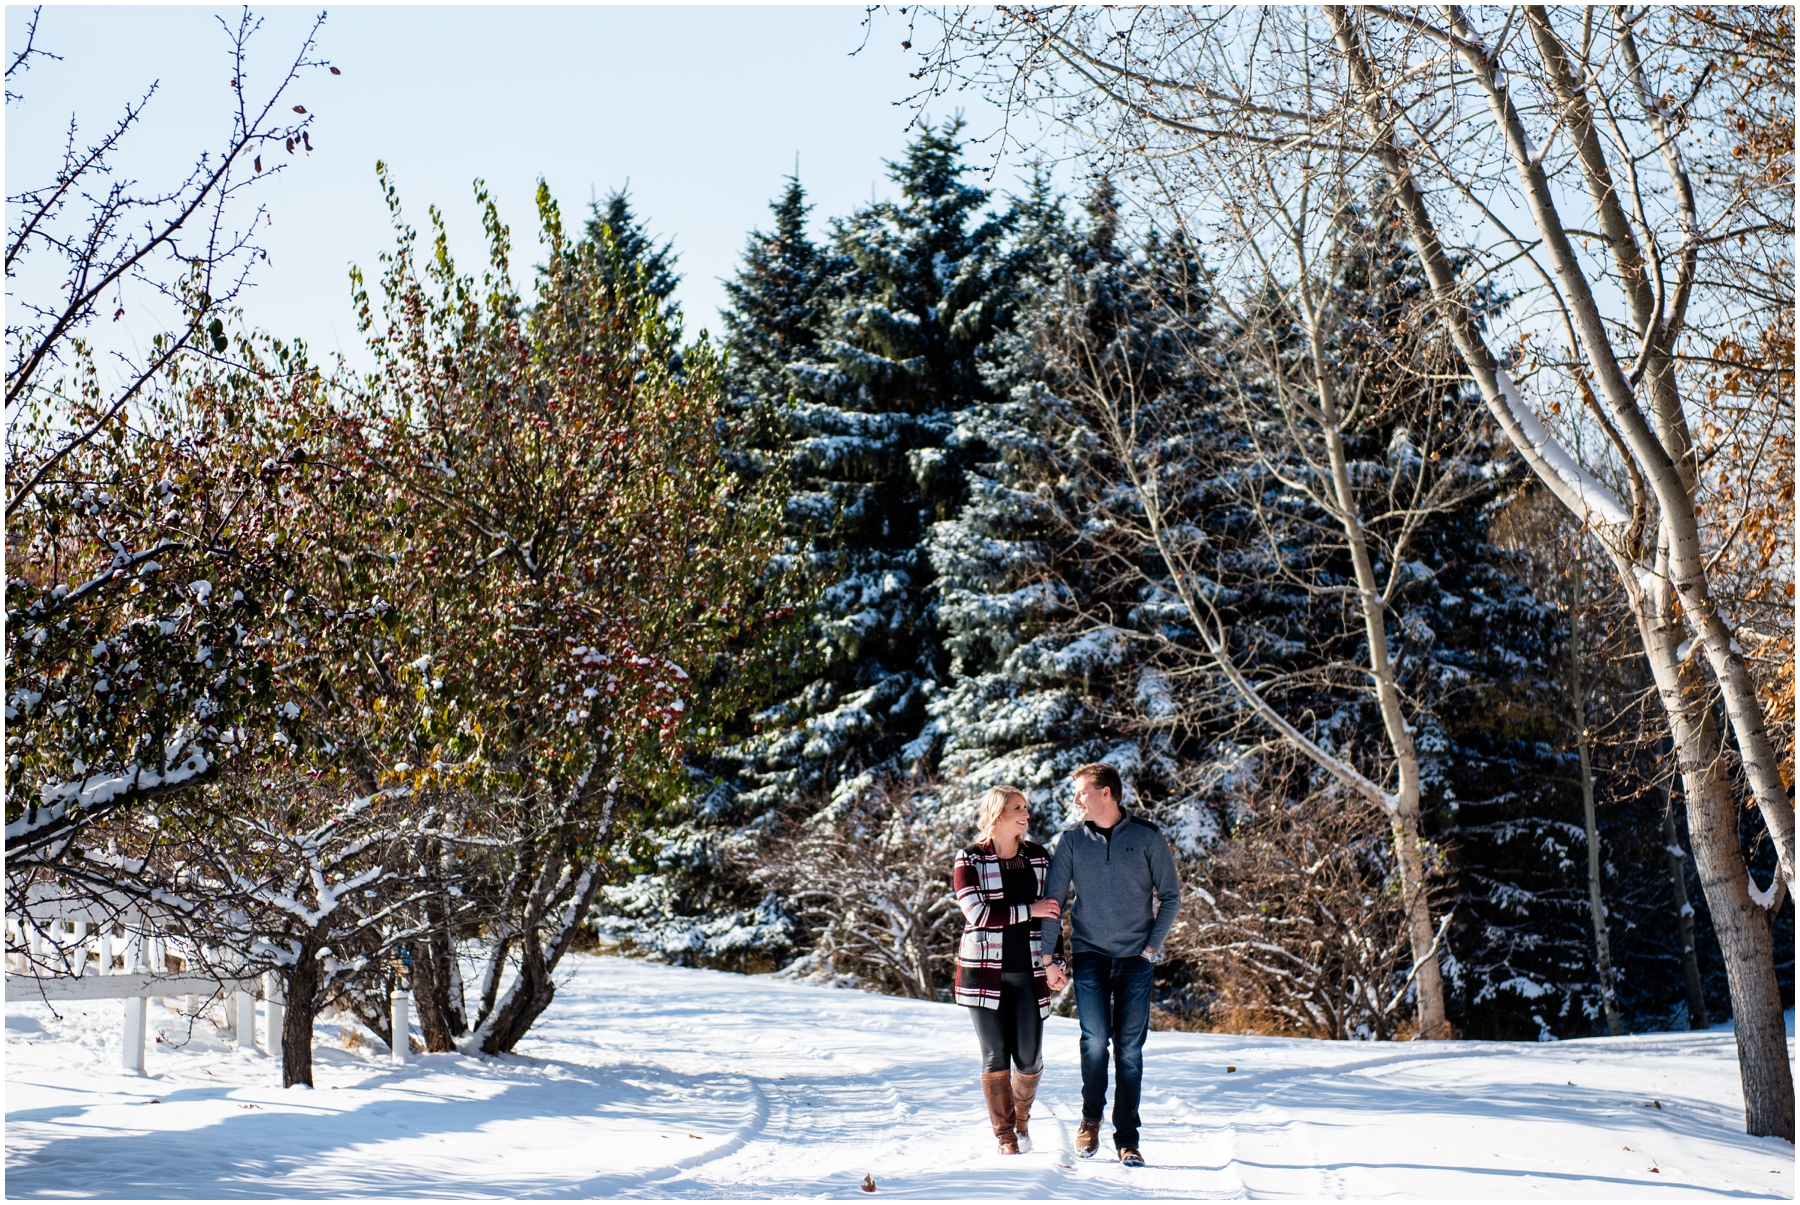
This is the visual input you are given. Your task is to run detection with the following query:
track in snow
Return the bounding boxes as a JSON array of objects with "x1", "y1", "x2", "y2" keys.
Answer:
[{"x1": 6, "y1": 954, "x2": 1789, "y2": 1198}]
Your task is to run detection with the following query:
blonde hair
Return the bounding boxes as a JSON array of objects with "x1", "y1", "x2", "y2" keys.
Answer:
[{"x1": 976, "y1": 785, "x2": 1030, "y2": 843}]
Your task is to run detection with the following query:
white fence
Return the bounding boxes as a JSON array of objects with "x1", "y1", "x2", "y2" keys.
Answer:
[
  {"x1": 3, "y1": 892, "x2": 281, "y2": 1074},
  {"x1": 5, "y1": 888, "x2": 415, "y2": 1072}
]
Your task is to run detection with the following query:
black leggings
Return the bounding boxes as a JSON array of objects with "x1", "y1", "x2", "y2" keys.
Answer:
[{"x1": 967, "y1": 972, "x2": 1043, "y2": 1074}]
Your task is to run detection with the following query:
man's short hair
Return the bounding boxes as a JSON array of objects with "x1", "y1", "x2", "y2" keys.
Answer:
[{"x1": 1071, "y1": 762, "x2": 1123, "y2": 805}]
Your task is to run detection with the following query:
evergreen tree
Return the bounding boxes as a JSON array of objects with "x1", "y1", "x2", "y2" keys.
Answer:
[
  {"x1": 585, "y1": 186, "x2": 681, "y2": 330},
  {"x1": 585, "y1": 184, "x2": 825, "y2": 970},
  {"x1": 726, "y1": 120, "x2": 1019, "y2": 815},
  {"x1": 722, "y1": 177, "x2": 830, "y2": 406},
  {"x1": 926, "y1": 179, "x2": 1205, "y2": 832}
]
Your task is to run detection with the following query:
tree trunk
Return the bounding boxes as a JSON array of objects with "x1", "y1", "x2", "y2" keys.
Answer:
[
  {"x1": 1657, "y1": 770, "x2": 1711, "y2": 1030},
  {"x1": 280, "y1": 952, "x2": 320, "y2": 1089},
  {"x1": 1313, "y1": 363, "x2": 1449, "y2": 1041},
  {"x1": 412, "y1": 887, "x2": 467, "y2": 1052},
  {"x1": 476, "y1": 856, "x2": 605, "y2": 1056},
  {"x1": 478, "y1": 922, "x2": 556, "y2": 1056},
  {"x1": 1388, "y1": 811, "x2": 1448, "y2": 1038},
  {"x1": 1677, "y1": 712, "x2": 1791, "y2": 1138},
  {"x1": 1641, "y1": 602, "x2": 1792, "y2": 1139},
  {"x1": 1568, "y1": 588, "x2": 1624, "y2": 1036}
]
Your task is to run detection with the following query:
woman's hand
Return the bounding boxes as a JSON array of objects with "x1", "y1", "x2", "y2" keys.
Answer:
[
  {"x1": 1029, "y1": 898, "x2": 1061, "y2": 919},
  {"x1": 1045, "y1": 963, "x2": 1068, "y2": 992}
]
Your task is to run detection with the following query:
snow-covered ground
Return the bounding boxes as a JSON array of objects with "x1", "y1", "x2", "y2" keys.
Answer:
[{"x1": 6, "y1": 955, "x2": 1793, "y2": 1198}]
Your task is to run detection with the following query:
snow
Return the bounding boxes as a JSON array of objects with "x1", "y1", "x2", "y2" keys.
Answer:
[
  {"x1": 6, "y1": 956, "x2": 1791, "y2": 1199},
  {"x1": 1491, "y1": 369, "x2": 1632, "y2": 529},
  {"x1": 8, "y1": 746, "x2": 211, "y2": 845}
]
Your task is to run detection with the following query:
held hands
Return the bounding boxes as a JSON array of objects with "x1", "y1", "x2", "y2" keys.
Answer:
[{"x1": 1032, "y1": 898, "x2": 1065, "y2": 989}]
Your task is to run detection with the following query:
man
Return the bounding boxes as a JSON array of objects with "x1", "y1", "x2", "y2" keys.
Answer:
[{"x1": 1038, "y1": 762, "x2": 1181, "y2": 1168}]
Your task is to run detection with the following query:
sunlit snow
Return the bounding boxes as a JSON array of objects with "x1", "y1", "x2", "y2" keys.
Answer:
[{"x1": 6, "y1": 956, "x2": 1790, "y2": 1198}]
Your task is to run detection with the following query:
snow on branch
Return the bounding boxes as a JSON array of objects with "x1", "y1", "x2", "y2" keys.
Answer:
[
  {"x1": 1493, "y1": 368, "x2": 1631, "y2": 529},
  {"x1": 8, "y1": 742, "x2": 210, "y2": 851}
]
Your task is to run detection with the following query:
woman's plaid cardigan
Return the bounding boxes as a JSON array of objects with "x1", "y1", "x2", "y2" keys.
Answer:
[{"x1": 952, "y1": 838, "x2": 1064, "y2": 1017}]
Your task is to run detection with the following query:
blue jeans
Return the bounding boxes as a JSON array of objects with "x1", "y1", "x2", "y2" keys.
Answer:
[{"x1": 1072, "y1": 951, "x2": 1153, "y2": 1149}]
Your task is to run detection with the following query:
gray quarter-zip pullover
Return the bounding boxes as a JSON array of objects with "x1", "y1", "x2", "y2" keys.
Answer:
[{"x1": 1040, "y1": 812, "x2": 1182, "y2": 960}]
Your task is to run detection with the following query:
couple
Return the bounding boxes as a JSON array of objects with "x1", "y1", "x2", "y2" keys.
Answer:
[{"x1": 950, "y1": 763, "x2": 1182, "y2": 1168}]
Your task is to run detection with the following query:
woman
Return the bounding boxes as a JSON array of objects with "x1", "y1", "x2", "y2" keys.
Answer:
[{"x1": 952, "y1": 785, "x2": 1065, "y2": 1155}]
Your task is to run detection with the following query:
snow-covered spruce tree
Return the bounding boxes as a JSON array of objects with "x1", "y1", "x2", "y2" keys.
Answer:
[
  {"x1": 583, "y1": 186, "x2": 681, "y2": 337},
  {"x1": 586, "y1": 178, "x2": 831, "y2": 970},
  {"x1": 601, "y1": 130, "x2": 1091, "y2": 985},
  {"x1": 724, "y1": 122, "x2": 1020, "y2": 815},
  {"x1": 925, "y1": 179, "x2": 1202, "y2": 830},
  {"x1": 721, "y1": 176, "x2": 832, "y2": 415}
]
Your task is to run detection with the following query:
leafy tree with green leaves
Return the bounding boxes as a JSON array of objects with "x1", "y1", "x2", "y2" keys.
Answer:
[{"x1": 315, "y1": 167, "x2": 786, "y2": 1053}]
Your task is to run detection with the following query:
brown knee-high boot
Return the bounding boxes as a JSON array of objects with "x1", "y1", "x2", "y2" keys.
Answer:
[
  {"x1": 1011, "y1": 1070, "x2": 1041, "y2": 1150},
  {"x1": 980, "y1": 1071, "x2": 1020, "y2": 1154}
]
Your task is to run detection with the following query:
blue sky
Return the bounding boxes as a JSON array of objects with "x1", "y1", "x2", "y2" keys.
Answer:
[{"x1": 6, "y1": 5, "x2": 1048, "y2": 368}]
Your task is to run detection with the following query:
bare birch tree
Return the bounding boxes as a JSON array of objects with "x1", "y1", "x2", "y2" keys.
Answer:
[
  {"x1": 916, "y1": 2, "x2": 1791, "y2": 1139},
  {"x1": 7, "y1": 7, "x2": 332, "y2": 515},
  {"x1": 1032, "y1": 177, "x2": 1489, "y2": 1037}
]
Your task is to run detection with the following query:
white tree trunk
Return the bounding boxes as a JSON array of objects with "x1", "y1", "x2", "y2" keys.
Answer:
[{"x1": 1330, "y1": 7, "x2": 1792, "y2": 1135}]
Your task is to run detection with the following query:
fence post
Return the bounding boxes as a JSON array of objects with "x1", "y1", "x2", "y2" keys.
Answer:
[
  {"x1": 121, "y1": 922, "x2": 147, "y2": 1073},
  {"x1": 262, "y1": 971, "x2": 285, "y2": 1060},
  {"x1": 390, "y1": 989, "x2": 411, "y2": 1065},
  {"x1": 121, "y1": 993, "x2": 148, "y2": 1074},
  {"x1": 235, "y1": 986, "x2": 257, "y2": 1050}
]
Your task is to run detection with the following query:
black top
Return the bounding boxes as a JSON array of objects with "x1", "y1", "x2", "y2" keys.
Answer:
[{"x1": 999, "y1": 853, "x2": 1038, "y2": 973}]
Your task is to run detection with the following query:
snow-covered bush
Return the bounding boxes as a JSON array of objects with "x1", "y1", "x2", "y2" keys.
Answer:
[
  {"x1": 1161, "y1": 755, "x2": 1416, "y2": 1040},
  {"x1": 755, "y1": 778, "x2": 968, "y2": 1000},
  {"x1": 594, "y1": 875, "x2": 794, "y2": 972}
]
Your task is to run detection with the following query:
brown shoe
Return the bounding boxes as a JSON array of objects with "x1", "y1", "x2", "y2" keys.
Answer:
[
  {"x1": 1076, "y1": 1117, "x2": 1101, "y2": 1159},
  {"x1": 980, "y1": 1071, "x2": 1020, "y2": 1155},
  {"x1": 1120, "y1": 1146, "x2": 1146, "y2": 1167},
  {"x1": 1011, "y1": 1070, "x2": 1041, "y2": 1151}
]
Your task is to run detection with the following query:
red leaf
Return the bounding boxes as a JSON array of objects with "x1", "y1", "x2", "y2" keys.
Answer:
[
  {"x1": 328, "y1": 66, "x2": 341, "y2": 75},
  {"x1": 292, "y1": 104, "x2": 307, "y2": 114}
]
